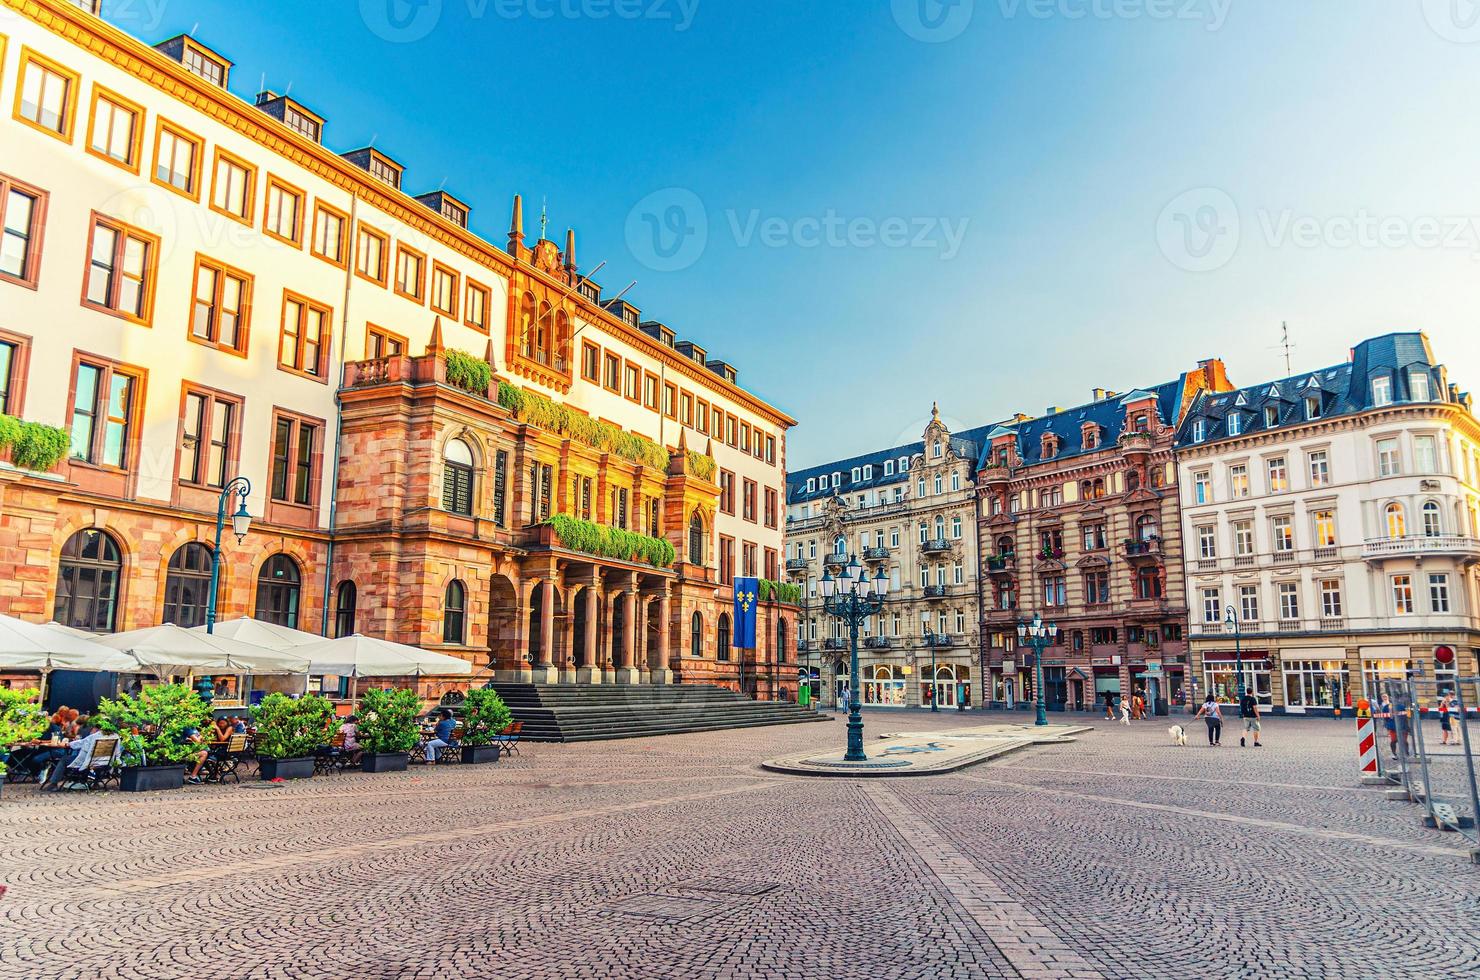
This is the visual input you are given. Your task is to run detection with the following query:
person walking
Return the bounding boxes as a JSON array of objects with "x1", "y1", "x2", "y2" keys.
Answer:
[
  {"x1": 1194, "y1": 694, "x2": 1223, "y2": 746},
  {"x1": 1378, "y1": 693, "x2": 1397, "y2": 757},
  {"x1": 1239, "y1": 689, "x2": 1262, "y2": 747},
  {"x1": 1438, "y1": 691, "x2": 1457, "y2": 746},
  {"x1": 1119, "y1": 697, "x2": 1131, "y2": 725}
]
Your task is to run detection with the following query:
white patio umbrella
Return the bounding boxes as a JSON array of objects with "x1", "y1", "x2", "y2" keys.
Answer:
[
  {"x1": 95, "y1": 624, "x2": 310, "y2": 675},
  {"x1": 190, "y1": 617, "x2": 324, "y2": 651},
  {"x1": 292, "y1": 634, "x2": 474, "y2": 679},
  {"x1": 0, "y1": 614, "x2": 138, "y2": 704}
]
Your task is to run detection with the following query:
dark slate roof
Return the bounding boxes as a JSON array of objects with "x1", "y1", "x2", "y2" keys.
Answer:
[
  {"x1": 786, "y1": 422, "x2": 1002, "y2": 503},
  {"x1": 974, "y1": 379, "x2": 1184, "y2": 470},
  {"x1": 1174, "y1": 332, "x2": 1453, "y2": 449}
]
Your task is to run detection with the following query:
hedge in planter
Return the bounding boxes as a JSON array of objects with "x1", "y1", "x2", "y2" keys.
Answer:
[
  {"x1": 459, "y1": 687, "x2": 512, "y2": 764},
  {"x1": 0, "y1": 688, "x2": 49, "y2": 786},
  {"x1": 95, "y1": 683, "x2": 214, "y2": 787},
  {"x1": 251, "y1": 693, "x2": 336, "y2": 780},
  {"x1": 355, "y1": 688, "x2": 423, "y2": 772},
  {"x1": 543, "y1": 514, "x2": 675, "y2": 568}
]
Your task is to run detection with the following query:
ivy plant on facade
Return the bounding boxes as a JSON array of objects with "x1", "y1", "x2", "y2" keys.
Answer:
[
  {"x1": 0, "y1": 415, "x2": 70, "y2": 472},
  {"x1": 443, "y1": 349, "x2": 493, "y2": 396},
  {"x1": 544, "y1": 513, "x2": 676, "y2": 568},
  {"x1": 498, "y1": 382, "x2": 670, "y2": 470},
  {"x1": 758, "y1": 578, "x2": 802, "y2": 605}
]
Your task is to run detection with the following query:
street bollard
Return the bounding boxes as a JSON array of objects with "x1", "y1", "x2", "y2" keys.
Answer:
[{"x1": 1356, "y1": 699, "x2": 1382, "y2": 785}]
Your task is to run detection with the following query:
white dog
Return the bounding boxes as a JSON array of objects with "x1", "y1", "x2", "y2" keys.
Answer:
[{"x1": 1168, "y1": 724, "x2": 1188, "y2": 747}]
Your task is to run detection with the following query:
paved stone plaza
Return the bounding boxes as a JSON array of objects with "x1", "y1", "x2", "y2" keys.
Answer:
[{"x1": 2, "y1": 711, "x2": 1478, "y2": 980}]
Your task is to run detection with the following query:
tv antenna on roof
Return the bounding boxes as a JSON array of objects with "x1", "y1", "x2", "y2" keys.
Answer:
[{"x1": 1272, "y1": 321, "x2": 1296, "y2": 375}]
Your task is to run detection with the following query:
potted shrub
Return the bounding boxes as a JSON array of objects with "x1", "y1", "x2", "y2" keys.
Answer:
[
  {"x1": 251, "y1": 693, "x2": 336, "y2": 780},
  {"x1": 0, "y1": 688, "x2": 49, "y2": 800},
  {"x1": 95, "y1": 683, "x2": 214, "y2": 792},
  {"x1": 355, "y1": 687, "x2": 423, "y2": 773},
  {"x1": 459, "y1": 687, "x2": 512, "y2": 764}
]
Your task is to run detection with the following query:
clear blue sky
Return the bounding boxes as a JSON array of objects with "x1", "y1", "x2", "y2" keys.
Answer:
[{"x1": 109, "y1": 0, "x2": 1480, "y2": 465}]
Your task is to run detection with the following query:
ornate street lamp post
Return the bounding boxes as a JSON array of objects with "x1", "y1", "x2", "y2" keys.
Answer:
[
  {"x1": 205, "y1": 477, "x2": 254, "y2": 634},
  {"x1": 820, "y1": 557, "x2": 889, "y2": 762},
  {"x1": 1017, "y1": 614, "x2": 1058, "y2": 727},
  {"x1": 1224, "y1": 605, "x2": 1245, "y2": 703},
  {"x1": 923, "y1": 616, "x2": 938, "y2": 712}
]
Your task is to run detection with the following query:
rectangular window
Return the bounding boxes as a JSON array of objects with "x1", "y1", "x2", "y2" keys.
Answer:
[
  {"x1": 742, "y1": 479, "x2": 757, "y2": 522},
  {"x1": 741, "y1": 422, "x2": 752, "y2": 453},
  {"x1": 1429, "y1": 573, "x2": 1451, "y2": 613},
  {"x1": 1414, "y1": 435, "x2": 1437, "y2": 473},
  {"x1": 603, "y1": 354, "x2": 621, "y2": 392},
  {"x1": 1312, "y1": 509, "x2": 1337, "y2": 548},
  {"x1": 69, "y1": 359, "x2": 137, "y2": 468},
  {"x1": 283, "y1": 105, "x2": 321, "y2": 142},
  {"x1": 644, "y1": 372, "x2": 660, "y2": 412},
  {"x1": 15, "y1": 49, "x2": 78, "y2": 140},
  {"x1": 580, "y1": 343, "x2": 599, "y2": 382},
  {"x1": 624, "y1": 364, "x2": 641, "y2": 402},
  {"x1": 428, "y1": 263, "x2": 458, "y2": 317},
  {"x1": 153, "y1": 120, "x2": 201, "y2": 198},
  {"x1": 1193, "y1": 470, "x2": 1211, "y2": 504},
  {"x1": 1197, "y1": 524, "x2": 1217, "y2": 559},
  {"x1": 1238, "y1": 585, "x2": 1259, "y2": 623},
  {"x1": 726, "y1": 414, "x2": 737, "y2": 447},
  {"x1": 262, "y1": 176, "x2": 304, "y2": 246},
  {"x1": 492, "y1": 450, "x2": 508, "y2": 528},
  {"x1": 209, "y1": 149, "x2": 256, "y2": 223},
  {"x1": 766, "y1": 434, "x2": 777, "y2": 465},
  {"x1": 0, "y1": 335, "x2": 28, "y2": 416},
  {"x1": 1392, "y1": 575, "x2": 1414, "y2": 615},
  {"x1": 190, "y1": 255, "x2": 251, "y2": 355},
  {"x1": 1084, "y1": 570, "x2": 1109, "y2": 604},
  {"x1": 1201, "y1": 588, "x2": 1221, "y2": 623},
  {"x1": 270, "y1": 414, "x2": 318, "y2": 506},
  {"x1": 1233, "y1": 520, "x2": 1254, "y2": 556},
  {"x1": 1272, "y1": 515, "x2": 1294, "y2": 552},
  {"x1": 665, "y1": 383, "x2": 679, "y2": 419},
  {"x1": 764, "y1": 487, "x2": 779, "y2": 529},
  {"x1": 279, "y1": 292, "x2": 330, "y2": 380},
  {"x1": 355, "y1": 224, "x2": 388, "y2": 285},
  {"x1": 0, "y1": 174, "x2": 47, "y2": 288},
  {"x1": 464, "y1": 280, "x2": 490, "y2": 333},
  {"x1": 366, "y1": 324, "x2": 407, "y2": 359},
  {"x1": 182, "y1": 45, "x2": 226, "y2": 87},
  {"x1": 696, "y1": 399, "x2": 710, "y2": 434},
  {"x1": 310, "y1": 203, "x2": 348, "y2": 267},
  {"x1": 1377, "y1": 438, "x2": 1400, "y2": 477},
  {"x1": 1320, "y1": 579, "x2": 1343, "y2": 618},
  {"x1": 1267, "y1": 456, "x2": 1288, "y2": 493},
  {"x1": 83, "y1": 214, "x2": 157, "y2": 324},
  {"x1": 1410, "y1": 371, "x2": 1431, "y2": 402},
  {"x1": 680, "y1": 392, "x2": 693, "y2": 427},
  {"x1": 1229, "y1": 463, "x2": 1249, "y2": 498},
  {"x1": 1308, "y1": 450, "x2": 1330, "y2": 487},
  {"x1": 179, "y1": 387, "x2": 239, "y2": 488},
  {"x1": 719, "y1": 470, "x2": 735, "y2": 515},
  {"x1": 86, "y1": 86, "x2": 142, "y2": 171},
  {"x1": 1372, "y1": 376, "x2": 1392, "y2": 407},
  {"x1": 395, "y1": 244, "x2": 426, "y2": 302},
  {"x1": 1278, "y1": 582, "x2": 1300, "y2": 620}
]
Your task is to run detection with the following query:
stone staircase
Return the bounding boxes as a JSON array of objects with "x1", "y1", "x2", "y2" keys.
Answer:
[{"x1": 489, "y1": 683, "x2": 832, "y2": 742}]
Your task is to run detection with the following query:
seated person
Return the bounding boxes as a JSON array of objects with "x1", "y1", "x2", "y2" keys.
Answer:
[
  {"x1": 339, "y1": 716, "x2": 363, "y2": 766},
  {"x1": 212, "y1": 717, "x2": 235, "y2": 743},
  {"x1": 424, "y1": 709, "x2": 457, "y2": 763},
  {"x1": 40, "y1": 723, "x2": 116, "y2": 791},
  {"x1": 231, "y1": 716, "x2": 249, "y2": 734},
  {"x1": 181, "y1": 725, "x2": 211, "y2": 785}
]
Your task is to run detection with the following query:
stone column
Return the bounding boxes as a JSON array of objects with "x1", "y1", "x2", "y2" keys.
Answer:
[
  {"x1": 530, "y1": 579, "x2": 558, "y2": 684},
  {"x1": 652, "y1": 591, "x2": 673, "y2": 685},
  {"x1": 616, "y1": 588, "x2": 639, "y2": 685},
  {"x1": 577, "y1": 584, "x2": 602, "y2": 684}
]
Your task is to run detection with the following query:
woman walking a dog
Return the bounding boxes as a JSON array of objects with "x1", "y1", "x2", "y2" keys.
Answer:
[{"x1": 1193, "y1": 694, "x2": 1223, "y2": 746}]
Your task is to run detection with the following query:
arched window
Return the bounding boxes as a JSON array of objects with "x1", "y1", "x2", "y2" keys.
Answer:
[
  {"x1": 1137, "y1": 515, "x2": 1159, "y2": 541},
  {"x1": 996, "y1": 535, "x2": 1013, "y2": 555},
  {"x1": 1126, "y1": 470, "x2": 1141, "y2": 492},
  {"x1": 334, "y1": 580, "x2": 357, "y2": 637},
  {"x1": 1092, "y1": 478, "x2": 1106, "y2": 499},
  {"x1": 519, "y1": 293, "x2": 536, "y2": 358},
  {"x1": 162, "y1": 542, "x2": 214, "y2": 628},
  {"x1": 554, "y1": 310, "x2": 570, "y2": 372},
  {"x1": 934, "y1": 515, "x2": 945, "y2": 539},
  {"x1": 1386, "y1": 503, "x2": 1406, "y2": 539},
  {"x1": 54, "y1": 528, "x2": 123, "y2": 632},
  {"x1": 255, "y1": 554, "x2": 302, "y2": 628},
  {"x1": 777, "y1": 619, "x2": 788, "y2": 661},
  {"x1": 536, "y1": 301, "x2": 552, "y2": 364},
  {"x1": 442, "y1": 438, "x2": 475, "y2": 515},
  {"x1": 443, "y1": 579, "x2": 466, "y2": 644},
  {"x1": 689, "y1": 511, "x2": 705, "y2": 565},
  {"x1": 833, "y1": 535, "x2": 847, "y2": 556},
  {"x1": 1422, "y1": 501, "x2": 1442, "y2": 538},
  {"x1": 717, "y1": 613, "x2": 732, "y2": 662},
  {"x1": 690, "y1": 612, "x2": 703, "y2": 657}
]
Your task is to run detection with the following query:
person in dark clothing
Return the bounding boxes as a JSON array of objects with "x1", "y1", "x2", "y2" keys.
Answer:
[
  {"x1": 424, "y1": 709, "x2": 457, "y2": 762},
  {"x1": 1239, "y1": 691, "x2": 1262, "y2": 747}
]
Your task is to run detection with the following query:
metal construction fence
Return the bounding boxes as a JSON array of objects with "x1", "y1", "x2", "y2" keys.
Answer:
[{"x1": 1381, "y1": 674, "x2": 1480, "y2": 849}]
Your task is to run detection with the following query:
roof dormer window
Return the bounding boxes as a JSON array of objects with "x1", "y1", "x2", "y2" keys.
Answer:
[
  {"x1": 183, "y1": 46, "x2": 226, "y2": 87},
  {"x1": 1192, "y1": 419, "x2": 1206, "y2": 442},
  {"x1": 1082, "y1": 422, "x2": 1100, "y2": 450},
  {"x1": 851, "y1": 467, "x2": 861, "y2": 483},
  {"x1": 1410, "y1": 370, "x2": 1431, "y2": 402},
  {"x1": 283, "y1": 105, "x2": 321, "y2": 142},
  {"x1": 806, "y1": 478, "x2": 815, "y2": 493},
  {"x1": 932, "y1": 442, "x2": 943, "y2": 459},
  {"x1": 1227, "y1": 413, "x2": 1242, "y2": 436},
  {"x1": 1264, "y1": 405, "x2": 1279, "y2": 428},
  {"x1": 369, "y1": 156, "x2": 399, "y2": 189},
  {"x1": 884, "y1": 460, "x2": 895, "y2": 476},
  {"x1": 1372, "y1": 375, "x2": 1393, "y2": 407},
  {"x1": 1304, "y1": 396, "x2": 1321, "y2": 420},
  {"x1": 1041, "y1": 433, "x2": 1058, "y2": 459},
  {"x1": 863, "y1": 465, "x2": 873, "y2": 480}
]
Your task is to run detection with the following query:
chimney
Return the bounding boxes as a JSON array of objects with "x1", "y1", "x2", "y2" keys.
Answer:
[
  {"x1": 1091, "y1": 388, "x2": 1107, "y2": 402},
  {"x1": 1047, "y1": 406, "x2": 1061, "y2": 415}
]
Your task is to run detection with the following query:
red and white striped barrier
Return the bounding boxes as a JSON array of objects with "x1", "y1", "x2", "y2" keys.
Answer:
[{"x1": 1356, "y1": 699, "x2": 1378, "y2": 776}]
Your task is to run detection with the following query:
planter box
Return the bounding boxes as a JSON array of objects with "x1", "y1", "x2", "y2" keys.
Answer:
[
  {"x1": 361, "y1": 751, "x2": 408, "y2": 773},
  {"x1": 120, "y1": 764, "x2": 186, "y2": 792},
  {"x1": 461, "y1": 744, "x2": 501, "y2": 765},
  {"x1": 258, "y1": 756, "x2": 315, "y2": 781}
]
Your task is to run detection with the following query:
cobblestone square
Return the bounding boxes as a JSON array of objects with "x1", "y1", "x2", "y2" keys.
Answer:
[{"x1": 2, "y1": 711, "x2": 1478, "y2": 980}]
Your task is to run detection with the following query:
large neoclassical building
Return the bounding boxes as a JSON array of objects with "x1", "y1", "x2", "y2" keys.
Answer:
[
  {"x1": 1175, "y1": 333, "x2": 1480, "y2": 712},
  {"x1": 0, "y1": 0, "x2": 796, "y2": 696}
]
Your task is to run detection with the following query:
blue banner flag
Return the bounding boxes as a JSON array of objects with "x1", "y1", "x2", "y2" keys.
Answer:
[{"x1": 733, "y1": 577, "x2": 760, "y2": 649}]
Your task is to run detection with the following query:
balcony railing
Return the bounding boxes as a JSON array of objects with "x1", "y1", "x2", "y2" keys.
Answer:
[
  {"x1": 797, "y1": 639, "x2": 813, "y2": 652},
  {"x1": 921, "y1": 538, "x2": 952, "y2": 554},
  {"x1": 1361, "y1": 535, "x2": 1480, "y2": 562},
  {"x1": 822, "y1": 552, "x2": 851, "y2": 567},
  {"x1": 862, "y1": 546, "x2": 892, "y2": 561},
  {"x1": 823, "y1": 637, "x2": 849, "y2": 651},
  {"x1": 785, "y1": 557, "x2": 810, "y2": 572},
  {"x1": 926, "y1": 634, "x2": 958, "y2": 648},
  {"x1": 922, "y1": 585, "x2": 950, "y2": 599},
  {"x1": 864, "y1": 636, "x2": 892, "y2": 649},
  {"x1": 1123, "y1": 538, "x2": 1163, "y2": 558},
  {"x1": 986, "y1": 553, "x2": 1016, "y2": 572}
]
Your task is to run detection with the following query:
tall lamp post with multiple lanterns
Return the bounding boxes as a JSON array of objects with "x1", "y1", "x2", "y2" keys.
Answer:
[
  {"x1": 205, "y1": 477, "x2": 254, "y2": 634},
  {"x1": 820, "y1": 557, "x2": 889, "y2": 762},
  {"x1": 1017, "y1": 615, "x2": 1058, "y2": 727},
  {"x1": 1224, "y1": 605, "x2": 1246, "y2": 702}
]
